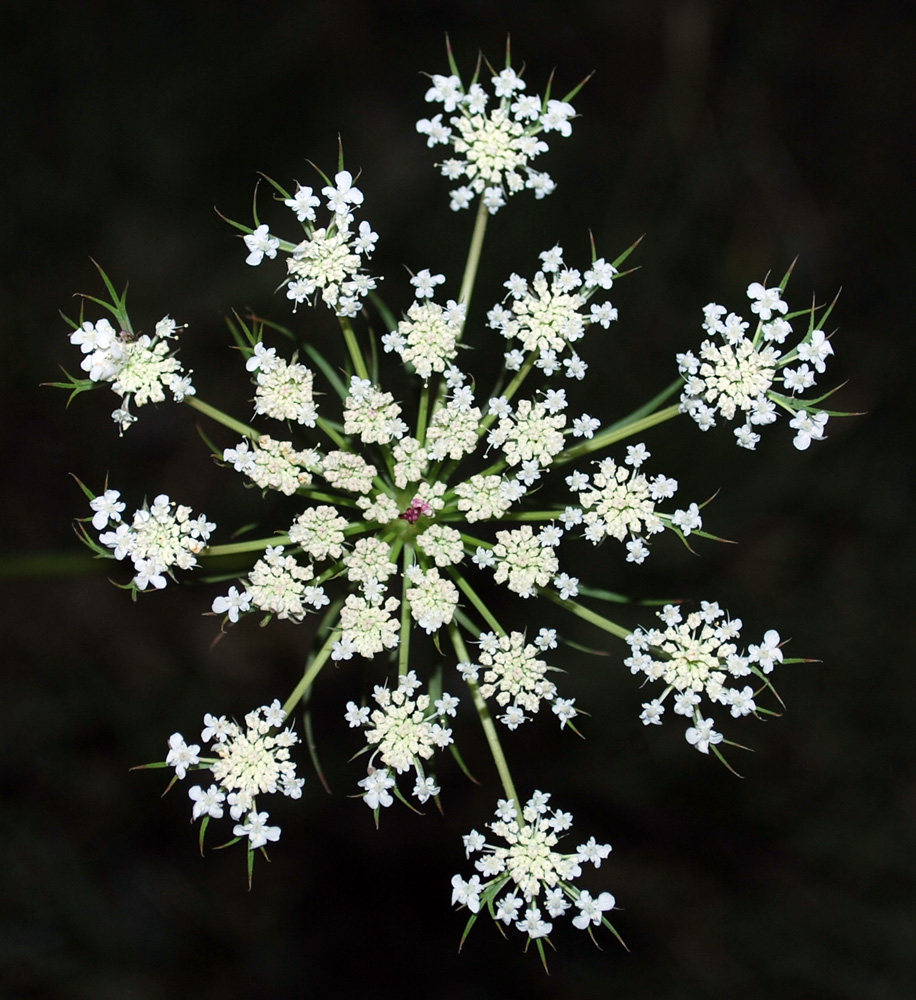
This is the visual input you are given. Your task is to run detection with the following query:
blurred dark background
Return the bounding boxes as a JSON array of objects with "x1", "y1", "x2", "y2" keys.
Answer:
[{"x1": 2, "y1": 1, "x2": 914, "y2": 998}]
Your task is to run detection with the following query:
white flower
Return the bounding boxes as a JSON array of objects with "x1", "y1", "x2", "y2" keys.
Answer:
[
  {"x1": 685, "y1": 718, "x2": 723, "y2": 754},
  {"x1": 234, "y1": 810, "x2": 281, "y2": 849},
  {"x1": 189, "y1": 784, "x2": 225, "y2": 820},
  {"x1": 572, "y1": 890, "x2": 616, "y2": 929},
  {"x1": 244, "y1": 225, "x2": 280, "y2": 266},
  {"x1": 212, "y1": 586, "x2": 251, "y2": 623},
  {"x1": 166, "y1": 733, "x2": 200, "y2": 779}
]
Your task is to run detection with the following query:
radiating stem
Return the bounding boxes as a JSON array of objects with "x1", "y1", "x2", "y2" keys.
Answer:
[
  {"x1": 457, "y1": 197, "x2": 490, "y2": 315},
  {"x1": 185, "y1": 396, "x2": 259, "y2": 439},
  {"x1": 281, "y1": 631, "x2": 338, "y2": 717},
  {"x1": 340, "y1": 317, "x2": 370, "y2": 381},
  {"x1": 415, "y1": 380, "x2": 431, "y2": 444},
  {"x1": 448, "y1": 568, "x2": 505, "y2": 636},
  {"x1": 398, "y1": 545, "x2": 415, "y2": 677},
  {"x1": 556, "y1": 403, "x2": 681, "y2": 466},
  {"x1": 203, "y1": 535, "x2": 290, "y2": 557},
  {"x1": 540, "y1": 588, "x2": 632, "y2": 640},
  {"x1": 450, "y1": 626, "x2": 520, "y2": 814}
]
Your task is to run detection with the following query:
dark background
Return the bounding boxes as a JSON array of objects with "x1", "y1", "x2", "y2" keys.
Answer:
[{"x1": 2, "y1": 2, "x2": 914, "y2": 998}]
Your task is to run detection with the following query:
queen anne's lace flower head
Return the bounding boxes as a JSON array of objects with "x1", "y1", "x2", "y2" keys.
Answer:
[
  {"x1": 678, "y1": 280, "x2": 836, "y2": 450},
  {"x1": 418, "y1": 63, "x2": 579, "y2": 213},
  {"x1": 69, "y1": 315, "x2": 195, "y2": 433},
  {"x1": 61, "y1": 43, "x2": 841, "y2": 954},
  {"x1": 625, "y1": 602, "x2": 783, "y2": 753},
  {"x1": 452, "y1": 791, "x2": 616, "y2": 941},
  {"x1": 165, "y1": 700, "x2": 303, "y2": 850},
  {"x1": 93, "y1": 489, "x2": 214, "y2": 591}
]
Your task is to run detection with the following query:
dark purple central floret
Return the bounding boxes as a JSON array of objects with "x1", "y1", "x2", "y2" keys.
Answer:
[{"x1": 398, "y1": 497, "x2": 433, "y2": 524}]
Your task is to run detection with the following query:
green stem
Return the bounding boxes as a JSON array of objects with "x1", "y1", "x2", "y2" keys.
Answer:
[
  {"x1": 450, "y1": 626, "x2": 520, "y2": 814},
  {"x1": 0, "y1": 551, "x2": 104, "y2": 577},
  {"x1": 556, "y1": 403, "x2": 681, "y2": 466},
  {"x1": 457, "y1": 197, "x2": 490, "y2": 315},
  {"x1": 185, "y1": 396, "x2": 259, "y2": 439},
  {"x1": 491, "y1": 510, "x2": 565, "y2": 523},
  {"x1": 203, "y1": 535, "x2": 290, "y2": 558},
  {"x1": 340, "y1": 317, "x2": 370, "y2": 381},
  {"x1": 415, "y1": 380, "x2": 431, "y2": 445},
  {"x1": 281, "y1": 631, "x2": 337, "y2": 717},
  {"x1": 316, "y1": 416, "x2": 348, "y2": 449},
  {"x1": 477, "y1": 353, "x2": 538, "y2": 439},
  {"x1": 448, "y1": 568, "x2": 504, "y2": 636},
  {"x1": 398, "y1": 545, "x2": 415, "y2": 677},
  {"x1": 540, "y1": 588, "x2": 632, "y2": 641}
]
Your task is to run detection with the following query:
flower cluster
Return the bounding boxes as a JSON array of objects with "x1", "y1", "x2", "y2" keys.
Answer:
[
  {"x1": 345, "y1": 670, "x2": 458, "y2": 806},
  {"x1": 164, "y1": 700, "x2": 303, "y2": 850},
  {"x1": 678, "y1": 281, "x2": 836, "y2": 450},
  {"x1": 489, "y1": 245, "x2": 618, "y2": 372},
  {"x1": 89, "y1": 488, "x2": 214, "y2": 591},
  {"x1": 565, "y1": 444, "x2": 699, "y2": 564},
  {"x1": 242, "y1": 169, "x2": 378, "y2": 318},
  {"x1": 68, "y1": 315, "x2": 194, "y2": 432},
  {"x1": 452, "y1": 791, "x2": 616, "y2": 941},
  {"x1": 418, "y1": 65, "x2": 578, "y2": 213},
  {"x1": 458, "y1": 629, "x2": 565, "y2": 731},
  {"x1": 624, "y1": 602, "x2": 784, "y2": 752},
  {"x1": 57, "y1": 45, "x2": 844, "y2": 960}
]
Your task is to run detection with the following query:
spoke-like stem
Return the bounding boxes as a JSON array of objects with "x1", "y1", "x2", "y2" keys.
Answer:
[
  {"x1": 493, "y1": 510, "x2": 564, "y2": 523},
  {"x1": 448, "y1": 568, "x2": 504, "y2": 635},
  {"x1": 202, "y1": 534, "x2": 290, "y2": 558},
  {"x1": 556, "y1": 403, "x2": 681, "y2": 466},
  {"x1": 316, "y1": 416, "x2": 348, "y2": 449},
  {"x1": 415, "y1": 380, "x2": 431, "y2": 444},
  {"x1": 540, "y1": 588, "x2": 632, "y2": 641},
  {"x1": 340, "y1": 317, "x2": 370, "y2": 381},
  {"x1": 457, "y1": 197, "x2": 490, "y2": 314},
  {"x1": 450, "y1": 626, "x2": 520, "y2": 813},
  {"x1": 281, "y1": 631, "x2": 338, "y2": 717},
  {"x1": 398, "y1": 544, "x2": 415, "y2": 677},
  {"x1": 185, "y1": 396, "x2": 259, "y2": 439},
  {"x1": 477, "y1": 353, "x2": 538, "y2": 440}
]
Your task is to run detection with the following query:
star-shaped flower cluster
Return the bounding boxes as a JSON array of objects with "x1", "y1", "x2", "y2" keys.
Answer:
[
  {"x1": 418, "y1": 64, "x2": 579, "y2": 213},
  {"x1": 242, "y1": 169, "x2": 379, "y2": 318},
  {"x1": 345, "y1": 670, "x2": 459, "y2": 806},
  {"x1": 452, "y1": 791, "x2": 616, "y2": 941},
  {"x1": 624, "y1": 602, "x2": 784, "y2": 753},
  {"x1": 165, "y1": 700, "x2": 304, "y2": 851},
  {"x1": 677, "y1": 280, "x2": 837, "y2": 450},
  {"x1": 68, "y1": 315, "x2": 194, "y2": 433},
  {"x1": 90, "y1": 489, "x2": 214, "y2": 591}
]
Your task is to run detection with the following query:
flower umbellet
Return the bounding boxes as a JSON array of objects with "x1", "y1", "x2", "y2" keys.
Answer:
[{"x1": 56, "y1": 42, "x2": 846, "y2": 959}]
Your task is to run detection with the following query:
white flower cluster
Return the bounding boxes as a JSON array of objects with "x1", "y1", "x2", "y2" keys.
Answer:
[
  {"x1": 452, "y1": 791, "x2": 615, "y2": 940},
  {"x1": 565, "y1": 444, "x2": 700, "y2": 564},
  {"x1": 678, "y1": 282, "x2": 836, "y2": 450},
  {"x1": 489, "y1": 245, "x2": 618, "y2": 373},
  {"x1": 345, "y1": 670, "x2": 459, "y2": 807},
  {"x1": 90, "y1": 488, "x2": 214, "y2": 591},
  {"x1": 165, "y1": 699, "x2": 303, "y2": 851},
  {"x1": 624, "y1": 602, "x2": 784, "y2": 753},
  {"x1": 418, "y1": 66, "x2": 576, "y2": 213},
  {"x1": 382, "y1": 293, "x2": 467, "y2": 380},
  {"x1": 223, "y1": 435, "x2": 319, "y2": 496},
  {"x1": 246, "y1": 344, "x2": 318, "y2": 426},
  {"x1": 458, "y1": 629, "x2": 563, "y2": 730},
  {"x1": 69, "y1": 315, "x2": 195, "y2": 433},
  {"x1": 243, "y1": 169, "x2": 379, "y2": 318}
]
